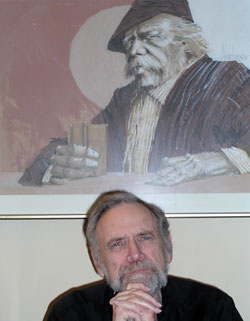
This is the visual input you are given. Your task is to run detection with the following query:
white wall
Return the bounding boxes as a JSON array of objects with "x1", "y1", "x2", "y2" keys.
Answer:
[{"x1": 0, "y1": 217, "x2": 249, "y2": 321}]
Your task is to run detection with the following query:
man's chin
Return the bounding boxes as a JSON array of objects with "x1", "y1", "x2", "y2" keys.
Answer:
[
  {"x1": 135, "y1": 74, "x2": 162, "y2": 88},
  {"x1": 126, "y1": 271, "x2": 151, "y2": 284},
  {"x1": 122, "y1": 269, "x2": 158, "y2": 289}
]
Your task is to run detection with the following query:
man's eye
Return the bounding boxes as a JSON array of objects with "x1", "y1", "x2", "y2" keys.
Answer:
[
  {"x1": 111, "y1": 241, "x2": 121, "y2": 247},
  {"x1": 110, "y1": 240, "x2": 125, "y2": 249},
  {"x1": 146, "y1": 33, "x2": 161, "y2": 40},
  {"x1": 124, "y1": 38, "x2": 134, "y2": 47},
  {"x1": 138, "y1": 235, "x2": 152, "y2": 241}
]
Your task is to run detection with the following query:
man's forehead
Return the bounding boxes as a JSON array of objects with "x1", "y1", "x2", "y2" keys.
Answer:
[
  {"x1": 106, "y1": 228, "x2": 156, "y2": 241},
  {"x1": 124, "y1": 13, "x2": 177, "y2": 38},
  {"x1": 96, "y1": 203, "x2": 158, "y2": 230}
]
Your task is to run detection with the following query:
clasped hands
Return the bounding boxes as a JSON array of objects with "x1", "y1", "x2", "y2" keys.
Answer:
[{"x1": 110, "y1": 283, "x2": 161, "y2": 321}]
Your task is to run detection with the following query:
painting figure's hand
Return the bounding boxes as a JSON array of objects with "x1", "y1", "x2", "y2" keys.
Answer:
[
  {"x1": 110, "y1": 283, "x2": 161, "y2": 321},
  {"x1": 43, "y1": 144, "x2": 100, "y2": 184},
  {"x1": 147, "y1": 151, "x2": 238, "y2": 186}
]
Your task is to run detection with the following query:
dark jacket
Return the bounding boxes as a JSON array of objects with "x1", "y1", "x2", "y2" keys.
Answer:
[
  {"x1": 19, "y1": 56, "x2": 250, "y2": 185},
  {"x1": 93, "y1": 56, "x2": 250, "y2": 172},
  {"x1": 45, "y1": 276, "x2": 243, "y2": 321}
]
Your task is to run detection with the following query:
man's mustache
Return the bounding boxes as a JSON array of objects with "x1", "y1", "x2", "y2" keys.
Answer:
[
  {"x1": 125, "y1": 55, "x2": 163, "y2": 77},
  {"x1": 119, "y1": 260, "x2": 158, "y2": 276}
]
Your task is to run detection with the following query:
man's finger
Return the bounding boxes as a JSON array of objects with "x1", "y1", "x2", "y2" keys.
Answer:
[
  {"x1": 110, "y1": 288, "x2": 161, "y2": 313},
  {"x1": 111, "y1": 289, "x2": 161, "y2": 307},
  {"x1": 126, "y1": 283, "x2": 151, "y2": 291},
  {"x1": 111, "y1": 298, "x2": 161, "y2": 314}
]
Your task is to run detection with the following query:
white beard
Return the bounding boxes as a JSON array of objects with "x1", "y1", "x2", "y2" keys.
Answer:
[{"x1": 102, "y1": 259, "x2": 168, "y2": 297}]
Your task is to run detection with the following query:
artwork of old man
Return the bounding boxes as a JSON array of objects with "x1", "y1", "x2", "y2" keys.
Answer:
[{"x1": 2, "y1": 0, "x2": 250, "y2": 192}]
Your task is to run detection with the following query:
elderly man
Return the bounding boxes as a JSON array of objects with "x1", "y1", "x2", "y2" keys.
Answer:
[
  {"x1": 20, "y1": 0, "x2": 250, "y2": 186},
  {"x1": 45, "y1": 190, "x2": 243, "y2": 321},
  {"x1": 91, "y1": 0, "x2": 250, "y2": 185}
]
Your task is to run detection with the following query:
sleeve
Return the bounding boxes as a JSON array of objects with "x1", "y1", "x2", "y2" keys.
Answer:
[
  {"x1": 229, "y1": 64, "x2": 250, "y2": 156},
  {"x1": 214, "y1": 297, "x2": 243, "y2": 321},
  {"x1": 45, "y1": 309, "x2": 61, "y2": 321},
  {"x1": 45, "y1": 306, "x2": 85, "y2": 321},
  {"x1": 91, "y1": 85, "x2": 134, "y2": 172}
]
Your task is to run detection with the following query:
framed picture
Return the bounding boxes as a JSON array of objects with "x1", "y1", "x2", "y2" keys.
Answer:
[
  {"x1": 1, "y1": 193, "x2": 250, "y2": 219},
  {"x1": 1, "y1": 0, "x2": 250, "y2": 218}
]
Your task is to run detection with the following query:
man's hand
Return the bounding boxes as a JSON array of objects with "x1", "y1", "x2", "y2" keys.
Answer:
[
  {"x1": 110, "y1": 283, "x2": 161, "y2": 321},
  {"x1": 42, "y1": 144, "x2": 100, "y2": 184},
  {"x1": 147, "y1": 151, "x2": 238, "y2": 186}
]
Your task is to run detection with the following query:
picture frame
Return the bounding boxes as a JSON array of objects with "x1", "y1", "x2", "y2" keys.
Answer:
[
  {"x1": 1, "y1": 0, "x2": 250, "y2": 219},
  {"x1": 1, "y1": 193, "x2": 250, "y2": 219}
]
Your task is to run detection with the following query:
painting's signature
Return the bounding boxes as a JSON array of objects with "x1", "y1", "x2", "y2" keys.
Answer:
[{"x1": 219, "y1": 44, "x2": 250, "y2": 63}]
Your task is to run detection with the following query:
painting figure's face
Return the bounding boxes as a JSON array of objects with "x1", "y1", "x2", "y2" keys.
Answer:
[
  {"x1": 93, "y1": 203, "x2": 171, "y2": 296},
  {"x1": 123, "y1": 13, "x2": 186, "y2": 87}
]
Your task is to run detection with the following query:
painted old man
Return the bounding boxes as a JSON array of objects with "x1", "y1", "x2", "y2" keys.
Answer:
[{"x1": 19, "y1": 0, "x2": 250, "y2": 186}]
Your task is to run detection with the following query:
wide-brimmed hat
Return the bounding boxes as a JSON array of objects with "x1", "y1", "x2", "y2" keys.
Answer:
[{"x1": 108, "y1": 0, "x2": 194, "y2": 53}]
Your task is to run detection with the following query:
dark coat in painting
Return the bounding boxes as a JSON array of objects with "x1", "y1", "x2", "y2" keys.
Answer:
[
  {"x1": 92, "y1": 55, "x2": 250, "y2": 172},
  {"x1": 19, "y1": 55, "x2": 250, "y2": 185}
]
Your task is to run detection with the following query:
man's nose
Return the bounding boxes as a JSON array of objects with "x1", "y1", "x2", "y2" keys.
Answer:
[
  {"x1": 129, "y1": 38, "x2": 146, "y2": 56},
  {"x1": 127, "y1": 239, "x2": 143, "y2": 262}
]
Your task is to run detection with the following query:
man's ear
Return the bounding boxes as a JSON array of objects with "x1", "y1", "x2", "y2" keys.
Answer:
[{"x1": 90, "y1": 248, "x2": 104, "y2": 278}]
